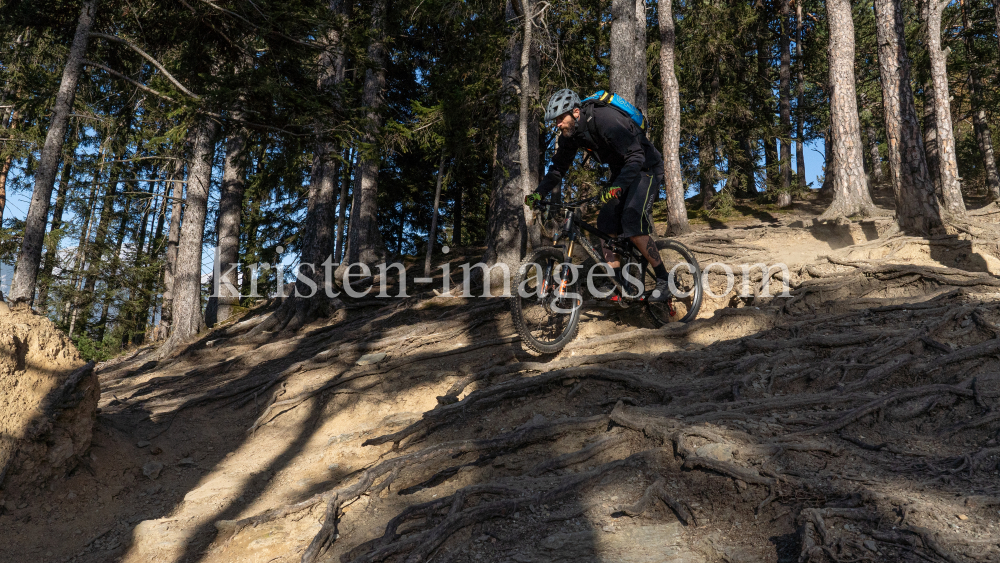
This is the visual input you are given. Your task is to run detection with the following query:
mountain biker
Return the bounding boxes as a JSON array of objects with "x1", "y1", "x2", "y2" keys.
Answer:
[{"x1": 525, "y1": 88, "x2": 671, "y2": 302}]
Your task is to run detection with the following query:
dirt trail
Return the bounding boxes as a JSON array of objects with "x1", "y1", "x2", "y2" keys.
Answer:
[{"x1": 5, "y1": 199, "x2": 1000, "y2": 563}]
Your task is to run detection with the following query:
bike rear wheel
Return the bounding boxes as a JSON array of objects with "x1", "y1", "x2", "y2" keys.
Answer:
[
  {"x1": 644, "y1": 239, "x2": 703, "y2": 326},
  {"x1": 511, "y1": 247, "x2": 582, "y2": 354}
]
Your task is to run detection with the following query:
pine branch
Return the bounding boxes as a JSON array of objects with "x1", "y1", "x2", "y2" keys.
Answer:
[
  {"x1": 83, "y1": 61, "x2": 180, "y2": 103},
  {"x1": 89, "y1": 33, "x2": 201, "y2": 99}
]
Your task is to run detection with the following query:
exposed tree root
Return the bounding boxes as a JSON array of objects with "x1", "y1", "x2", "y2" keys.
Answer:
[
  {"x1": 616, "y1": 477, "x2": 695, "y2": 525},
  {"x1": 189, "y1": 249, "x2": 1000, "y2": 563},
  {"x1": 342, "y1": 449, "x2": 668, "y2": 563}
]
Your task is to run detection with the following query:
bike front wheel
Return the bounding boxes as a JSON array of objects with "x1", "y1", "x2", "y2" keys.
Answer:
[
  {"x1": 644, "y1": 239, "x2": 703, "y2": 326},
  {"x1": 510, "y1": 247, "x2": 583, "y2": 354}
]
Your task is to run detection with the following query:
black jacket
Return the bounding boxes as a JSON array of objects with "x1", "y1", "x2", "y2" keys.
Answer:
[{"x1": 536, "y1": 103, "x2": 663, "y2": 198}]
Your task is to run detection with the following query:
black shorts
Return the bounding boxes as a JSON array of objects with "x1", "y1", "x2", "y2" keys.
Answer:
[{"x1": 596, "y1": 169, "x2": 662, "y2": 238}]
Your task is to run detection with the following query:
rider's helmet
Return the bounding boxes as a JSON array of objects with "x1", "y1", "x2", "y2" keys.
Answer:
[{"x1": 544, "y1": 89, "x2": 581, "y2": 121}]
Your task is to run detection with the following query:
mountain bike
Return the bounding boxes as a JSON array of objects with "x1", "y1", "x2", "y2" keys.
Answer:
[{"x1": 511, "y1": 196, "x2": 703, "y2": 354}]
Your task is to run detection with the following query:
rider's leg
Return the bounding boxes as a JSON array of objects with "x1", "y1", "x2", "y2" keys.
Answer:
[
  {"x1": 601, "y1": 240, "x2": 621, "y2": 269},
  {"x1": 620, "y1": 170, "x2": 671, "y2": 287},
  {"x1": 596, "y1": 198, "x2": 623, "y2": 268},
  {"x1": 630, "y1": 234, "x2": 662, "y2": 267}
]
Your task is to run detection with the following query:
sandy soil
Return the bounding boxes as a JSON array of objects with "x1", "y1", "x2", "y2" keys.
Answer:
[{"x1": 4, "y1": 193, "x2": 1000, "y2": 563}]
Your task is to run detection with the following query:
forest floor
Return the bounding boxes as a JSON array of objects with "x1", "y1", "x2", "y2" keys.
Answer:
[{"x1": 6, "y1": 189, "x2": 1000, "y2": 563}]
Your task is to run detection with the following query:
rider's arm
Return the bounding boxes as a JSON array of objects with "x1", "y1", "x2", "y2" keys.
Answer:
[
  {"x1": 602, "y1": 116, "x2": 645, "y2": 192},
  {"x1": 535, "y1": 137, "x2": 579, "y2": 198}
]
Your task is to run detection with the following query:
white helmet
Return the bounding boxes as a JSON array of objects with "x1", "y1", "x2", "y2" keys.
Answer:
[{"x1": 545, "y1": 89, "x2": 581, "y2": 121}]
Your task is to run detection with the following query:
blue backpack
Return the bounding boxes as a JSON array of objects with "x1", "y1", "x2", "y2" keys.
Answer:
[{"x1": 581, "y1": 90, "x2": 647, "y2": 132}]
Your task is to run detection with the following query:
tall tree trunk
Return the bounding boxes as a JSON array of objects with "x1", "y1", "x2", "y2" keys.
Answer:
[
  {"x1": 922, "y1": 80, "x2": 942, "y2": 198},
  {"x1": 452, "y1": 180, "x2": 463, "y2": 247},
  {"x1": 658, "y1": 0, "x2": 690, "y2": 234},
  {"x1": 159, "y1": 160, "x2": 184, "y2": 336},
  {"x1": 873, "y1": 0, "x2": 943, "y2": 234},
  {"x1": 483, "y1": 0, "x2": 538, "y2": 277},
  {"x1": 821, "y1": 0, "x2": 876, "y2": 219},
  {"x1": 778, "y1": 0, "x2": 793, "y2": 207},
  {"x1": 821, "y1": 127, "x2": 834, "y2": 193},
  {"x1": 9, "y1": 0, "x2": 96, "y2": 304},
  {"x1": 757, "y1": 23, "x2": 778, "y2": 192},
  {"x1": 424, "y1": 152, "x2": 446, "y2": 278},
  {"x1": 335, "y1": 146, "x2": 353, "y2": 263},
  {"x1": 962, "y1": 0, "x2": 1000, "y2": 201},
  {"x1": 996, "y1": 0, "x2": 1000, "y2": 56},
  {"x1": 346, "y1": 0, "x2": 388, "y2": 267},
  {"x1": 135, "y1": 173, "x2": 171, "y2": 345},
  {"x1": 0, "y1": 109, "x2": 18, "y2": 224},
  {"x1": 80, "y1": 145, "x2": 130, "y2": 314},
  {"x1": 285, "y1": 0, "x2": 348, "y2": 319},
  {"x1": 996, "y1": 0, "x2": 1000, "y2": 57},
  {"x1": 0, "y1": 154, "x2": 9, "y2": 224},
  {"x1": 865, "y1": 124, "x2": 884, "y2": 185},
  {"x1": 517, "y1": 0, "x2": 540, "y2": 252},
  {"x1": 95, "y1": 196, "x2": 132, "y2": 342},
  {"x1": 65, "y1": 151, "x2": 104, "y2": 326},
  {"x1": 610, "y1": 0, "x2": 647, "y2": 111},
  {"x1": 795, "y1": 0, "x2": 806, "y2": 189},
  {"x1": 698, "y1": 135, "x2": 716, "y2": 209},
  {"x1": 36, "y1": 152, "x2": 74, "y2": 310},
  {"x1": 741, "y1": 137, "x2": 758, "y2": 196},
  {"x1": 205, "y1": 122, "x2": 247, "y2": 327},
  {"x1": 159, "y1": 117, "x2": 219, "y2": 353},
  {"x1": 924, "y1": 0, "x2": 966, "y2": 217}
]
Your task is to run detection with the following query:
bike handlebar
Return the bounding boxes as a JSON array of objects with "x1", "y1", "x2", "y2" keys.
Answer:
[{"x1": 538, "y1": 195, "x2": 599, "y2": 210}]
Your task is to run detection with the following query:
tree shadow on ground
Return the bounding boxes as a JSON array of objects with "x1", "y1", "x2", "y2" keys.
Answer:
[{"x1": 21, "y1": 243, "x2": 1000, "y2": 563}]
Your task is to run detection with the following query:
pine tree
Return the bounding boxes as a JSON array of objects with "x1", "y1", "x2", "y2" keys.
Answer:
[
  {"x1": 820, "y1": 0, "x2": 876, "y2": 220},
  {"x1": 873, "y1": 0, "x2": 943, "y2": 234}
]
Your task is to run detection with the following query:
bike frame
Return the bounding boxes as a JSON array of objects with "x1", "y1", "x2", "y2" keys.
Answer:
[{"x1": 541, "y1": 198, "x2": 650, "y2": 304}]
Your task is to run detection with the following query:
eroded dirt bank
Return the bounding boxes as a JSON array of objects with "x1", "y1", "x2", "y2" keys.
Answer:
[{"x1": 4, "y1": 207, "x2": 1000, "y2": 563}]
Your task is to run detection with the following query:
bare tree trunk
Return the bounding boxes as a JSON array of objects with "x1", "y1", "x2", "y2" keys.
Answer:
[
  {"x1": 821, "y1": 128, "x2": 834, "y2": 193},
  {"x1": 0, "y1": 155, "x2": 9, "y2": 223},
  {"x1": 424, "y1": 152, "x2": 446, "y2": 278},
  {"x1": 610, "y1": 0, "x2": 647, "y2": 111},
  {"x1": 658, "y1": 0, "x2": 690, "y2": 234},
  {"x1": 159, "y1": 160, "x2": 184, "y2": 336},
  {"x1": 741, "y1": 137, "x2": 758, "y2": 196},
  {"x1": 757, "y1": 21, "x2": 778, "y2": 193},
  {"x1": 483, "y1": 0, "x2": 538, "y2": 278},
  {"x1": 9, "y1": 0, "x2": 96, "y2": 304},
  {"x1": 820, "y1": 0, "x2": 876, "y2": 219},
  {"x1": 0, "y1": 109, "x2": 18, "y2": 224},
  {"x1": 95, "y1": 196, "x2": 132, "y2": 341},
  {"x1": 865, "y1": 124, "x2": 884, "y2": 185},
  {"x1": 795, "y1": 0, "x2": 806, "y2": 189},
  {"x1": 265, "y1": 0, "x2": 351, "y2": 334},
  {"x1": 922, "y1": 81, "x2": 942, "y2": 198},
  {"x1": 346, "y1": 0, "x2": 388, "y2": 267},
  {"x1": 962, "y1": 0, "x2": 1000, "y2": 201},
  {"x1": 698, "y1": 135, "x2": 716, "y2": 209},
  {"x1": 873, "y1": 0, "x2": 943, "y2": 234},
  {"x1": 159, "y1": 117, "x2": 218, "y2": 354},
  {"x1": 518, "y1": 0, "x2": 540, "y2": 246},
  {"x1": 452, "y1": 180, "x2": 463, "y2": 246},
  {"x1": 205, "y1": 121, "x2": 247, "y2": 327},
  {"x1": 65, "y1": 151, "x2": 104, "y2": 327},
  {"x1": 778, "y1": 0, "x2": 793, "y2": 206},
  {"x1": 335, "y1": 146, "x2": 353, "y2": 263},
  {"x1": 924, "y1": 0, "x2": 966, "y2": 218},
  {"x1": 36, "y1": 151, "x2": 74, "y2": 310}
]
